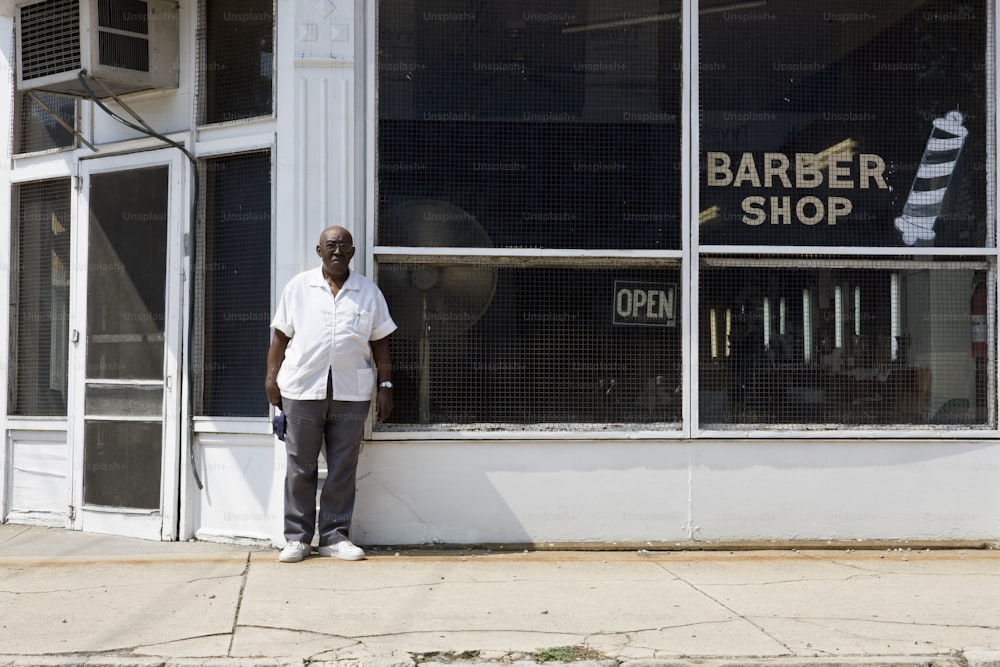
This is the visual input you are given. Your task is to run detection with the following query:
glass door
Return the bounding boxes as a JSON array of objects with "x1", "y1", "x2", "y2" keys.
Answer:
[{"x1": 71, "y1": 151, "x2": 185, "y2": 539}]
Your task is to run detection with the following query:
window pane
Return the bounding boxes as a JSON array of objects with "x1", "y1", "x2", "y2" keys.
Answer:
[
  {"x1": 87, "y1": 168, "x2": 169, "y2": 381},
  {"x1": 699, "y1": 262, "x2": 990, "y2": 427},
  {"x1": 83, "y1": 420, "x2": 161, "y2": 509},
  {"x1": 195, "y1": 152, "x2": 272, "y2": 417},
  {"x1": 85, "y1": 384, "x2": 163, "y2": 418},
  {"x1": 15, "y1": 92, "x2": 76, "y2": 154},
  {"x1": 9, "y1": 180, "x2": 72, "y2": 416},
  {"x1": 378, "y1": 1, "x2": 682, "y2": 250},
  {"x1": 699, "y1": 0, "x2": 988, "y2": 248},
  {"x1": 200, "y1": 0, "x2": 274, "y2": 124},
  {"x1": 376, "y1": 264, "x2": 682, "y2": 428}
]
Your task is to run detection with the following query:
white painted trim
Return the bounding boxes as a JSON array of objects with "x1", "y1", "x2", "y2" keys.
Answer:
[
  {"x1": 293, "y1": 58, "x2": 356, "y2": 69},
  {"x1": 370, "y1": 425, "x2": 997, "y2": 441},
  {"x1": 72, "y1": 149, "x2": 187, "y2": 541},
  {"x1": 699, "y1": 245, "x2": 999, "y2": 257},
  {"x1": 370, "y1": 429, "x2": 686, "y2": 441},
  {"x1": 195, "y1": 432, "x2": 273, "y2": 447},
  {"x1": 375, "y1": 246, "x2": 683, "y2": 260},
  {"x1": 4, "y1": 511, "x2": 66, "y2": 528},
  {"x1": 78, "y1": 508, "x2": 162, "y2": 541},
  {"x1": 363, "y1": 0, "x2": 378, "y2": 441},
  {"x1": 7, "y1": 160, "x2": 74, "y2": 183},
  {"x1": 684, "y1": 0, "x2": 698, "y2": 443},
  {"x1": 0, "y1": 16, "x2": 13, "y2": 522},
  {"x1": 84, "y1": 379, "x2": 163, "y2": 386},
  {"x1": 4, "y1": 419, "x2": 69, "y2": 431},
  {"x1": 67, "y1": 168, "x2": 85, "y2": 530},
  {"x1": 192, "y1": 419, "x2": 273, "y2": 435},
  {"x1": 192, "y1": 132, "x2": 276, "y2": 158},
  {"x1": 195, "y1": 116, "x2": 277, "y2": 137},
  {"x1": 353, "y1": 0, "x2": 368, "y2": 276},
  {"x1": 694, "y1": 427, "x2": 1000, "y2": 440},
  {"x1": 703, "y1": 257, "x2": 990, "y2": 270},
  {"x1": 364, "y1": 0, "x2": 377, "y2": 265}
]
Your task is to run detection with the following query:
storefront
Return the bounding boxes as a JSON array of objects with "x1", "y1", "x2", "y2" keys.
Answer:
[{"x1": 1, "y1": 0, "x2": 998, "y2": 545}]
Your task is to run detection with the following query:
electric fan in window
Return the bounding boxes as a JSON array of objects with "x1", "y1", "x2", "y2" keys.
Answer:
[{"x1": 379, "y1": 200, "x2": 497, "y2": 422}]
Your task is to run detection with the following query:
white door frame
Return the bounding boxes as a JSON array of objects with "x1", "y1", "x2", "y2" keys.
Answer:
[{"x1": 68, "y1": 149, "x2": 186, "y2": 541}]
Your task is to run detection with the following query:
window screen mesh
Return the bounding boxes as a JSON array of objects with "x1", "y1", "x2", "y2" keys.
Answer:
[
  {"x1": 378, "y1": 0, "x2": 682, "y2": 250},
  {"x1": 9, "y1": 179, "x2": 72, "y2": 416},
  {"x1": 698, "y1": 0, "x2": 988, "y2": 248},
  {"x1": 199, "y1": 0, "x2": 274, "y2": 124},
  {"x1": 699, "y1": 260, "x2": 990, "y2": 427},
  {"x1": 195, "y1": 152, "x2": 272, "y2": 417},
  {"x1": 376, "y1": 265, "x2": 681, "y2": 428},
  {"x1": 86, "y1": 167, "x2": 169, "y2": 381},
  {"x1": 376, "y1": 0, "x2": 994, "y2": 433},
  {"x1": 15, "y1": 92, "x2": 75, "y2": 154}
]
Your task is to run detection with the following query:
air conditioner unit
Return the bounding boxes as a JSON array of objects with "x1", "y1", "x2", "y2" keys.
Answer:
[{"x1": 15, "y1": 0, "x2": 179, "y2": 98}]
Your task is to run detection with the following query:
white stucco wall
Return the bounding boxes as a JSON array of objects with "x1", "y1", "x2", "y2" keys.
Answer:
[{"x1": 190, "y1": 436, "x2": 1000, "y2": 546}]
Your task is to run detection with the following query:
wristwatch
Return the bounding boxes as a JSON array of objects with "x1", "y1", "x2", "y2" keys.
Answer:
[{"x1": 378, "y1": 381, "x2": 394, "y2": 389}]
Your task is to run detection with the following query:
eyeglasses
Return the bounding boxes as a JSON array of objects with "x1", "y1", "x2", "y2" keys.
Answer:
[{"x1": 323, "y1": 241, "x2": 354, "y2": 251}]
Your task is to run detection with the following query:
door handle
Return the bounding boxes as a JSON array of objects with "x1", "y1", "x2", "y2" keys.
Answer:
[
  {"x1": 166, "y1": 375, "x2": 173, "y2": 391},
  {"x1": 71, "y1": 329, "x2": 80, "y2": 343}
]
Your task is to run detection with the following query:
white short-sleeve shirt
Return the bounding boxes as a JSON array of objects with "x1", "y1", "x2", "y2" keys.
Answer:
[{"x1": 271, "y1": 267, "x2": 397, "y2": 401}]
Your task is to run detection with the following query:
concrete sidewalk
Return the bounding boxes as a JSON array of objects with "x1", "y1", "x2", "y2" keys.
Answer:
[{"x1": 0, "y1": 525, "x2": 998, "y2": 667}]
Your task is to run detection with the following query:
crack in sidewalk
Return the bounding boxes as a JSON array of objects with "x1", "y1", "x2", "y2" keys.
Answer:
[
  {"x1": 651, "y1": 560, "x2": 794, "y2": 654},
  {"x1": 228, "y1": 551, "x2": 252, "y2": 657}
]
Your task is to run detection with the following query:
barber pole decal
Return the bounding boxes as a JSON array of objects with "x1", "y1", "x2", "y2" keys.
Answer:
[{"x1": 894, "y1": 110, "x2": 969, "y2": 246}]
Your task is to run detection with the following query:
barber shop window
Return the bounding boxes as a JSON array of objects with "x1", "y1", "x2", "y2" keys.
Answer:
[
  {"x1": 700, "y1": 261, "x2": 989, "y2": 427},
  {"x1": 8, "y1": 179, "x2": 72, "y2": 416},
  {"x1": 698, "y1": 0, "x2": 993, "y2": 429},
  {"x1": 376, "y1": 0, "x2": 995, "y2": 433},
  {"x1": 194, "y1": 151, "x2": 272, "y2": 417},
  {"x1": 376, "y1": 1, "x2": 683, "y2": 429},
  {"x1": 198, "y1": 0, "x2": 274, "y2": 125}
]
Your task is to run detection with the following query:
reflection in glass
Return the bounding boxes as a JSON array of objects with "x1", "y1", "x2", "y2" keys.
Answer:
[
  {"x1": 699, "y1": 265, "x2": 988, "y2": 427},
  {"x1": 698, "y1": 0, "x2": 987, "y2": 248},
  {"x1": 201, "y1": 0, "x2": 274, "y2": 123},
  {"x1": 16, "y1": 92, "x2": 76, "y2": 154},
  {"x1": 87, "y1": 167, "x2": 169, "y2": 381},
  {"x1": 9, "y1": 179, "x2": 72, "y2": 416},
  {"x1": 196, "y1": 152, "x2": 272, "y2": 417},
  {"x1": 378, "y1": 0, "x2": 683, "y2": 250},
  {"x1": 85, "y1": 384, "x2": 164, "y2": 418},
  {"x1": 83, "y1": 421, "x2": 162, "y2": 509},
  {"x1": 377, "y1": 265, "x2": 682, "y2": 428}
]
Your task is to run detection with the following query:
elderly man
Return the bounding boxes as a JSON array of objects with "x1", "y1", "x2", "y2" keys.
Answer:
[{"x1": 265, "y1": 226, "x2": 396, "y2": 562}]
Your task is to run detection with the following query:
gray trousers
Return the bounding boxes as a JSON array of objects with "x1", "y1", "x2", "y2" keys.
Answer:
[{"x1": 282, "y1": 392, "x2": 370, "y2": 546}]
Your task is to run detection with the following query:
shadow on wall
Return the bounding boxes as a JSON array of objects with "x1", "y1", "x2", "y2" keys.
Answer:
[{"x1": 354, "y1": 441, "x2": 691, "y2": 545}]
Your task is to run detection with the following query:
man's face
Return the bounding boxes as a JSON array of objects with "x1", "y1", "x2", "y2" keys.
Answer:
[{"x1": 316, "y1": 227, "x2": 355, "y2": 278}]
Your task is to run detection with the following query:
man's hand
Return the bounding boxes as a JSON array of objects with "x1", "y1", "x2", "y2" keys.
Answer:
[
  {"x1": 265, "y1": 377, "x2": 282, "y2": 410},
  {"x1": 375, "y1": 387, "x2": 394, "y2": 422}
]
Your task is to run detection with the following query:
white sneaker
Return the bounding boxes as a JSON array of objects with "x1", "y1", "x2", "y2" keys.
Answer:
[
  {"x1": 278, "y1": 541, "x2": 311, "y2": 563},
  {"x1": 318, "y1": 540, "x2": 366, "y2": 561}
]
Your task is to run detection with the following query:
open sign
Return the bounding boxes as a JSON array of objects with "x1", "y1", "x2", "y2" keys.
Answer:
[{"x1": 614, "y1": 281, "x2": 676, "y2": 327}]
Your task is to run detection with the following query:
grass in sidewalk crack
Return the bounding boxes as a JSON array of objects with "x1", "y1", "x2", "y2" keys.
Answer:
[{"x1": 532, "y1": 645, "x2": 610, "y2": 662}]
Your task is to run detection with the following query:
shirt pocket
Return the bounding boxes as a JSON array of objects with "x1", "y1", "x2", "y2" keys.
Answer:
[{"x1": 342, "y1": 305, "x2": 373, "y2": 336}]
